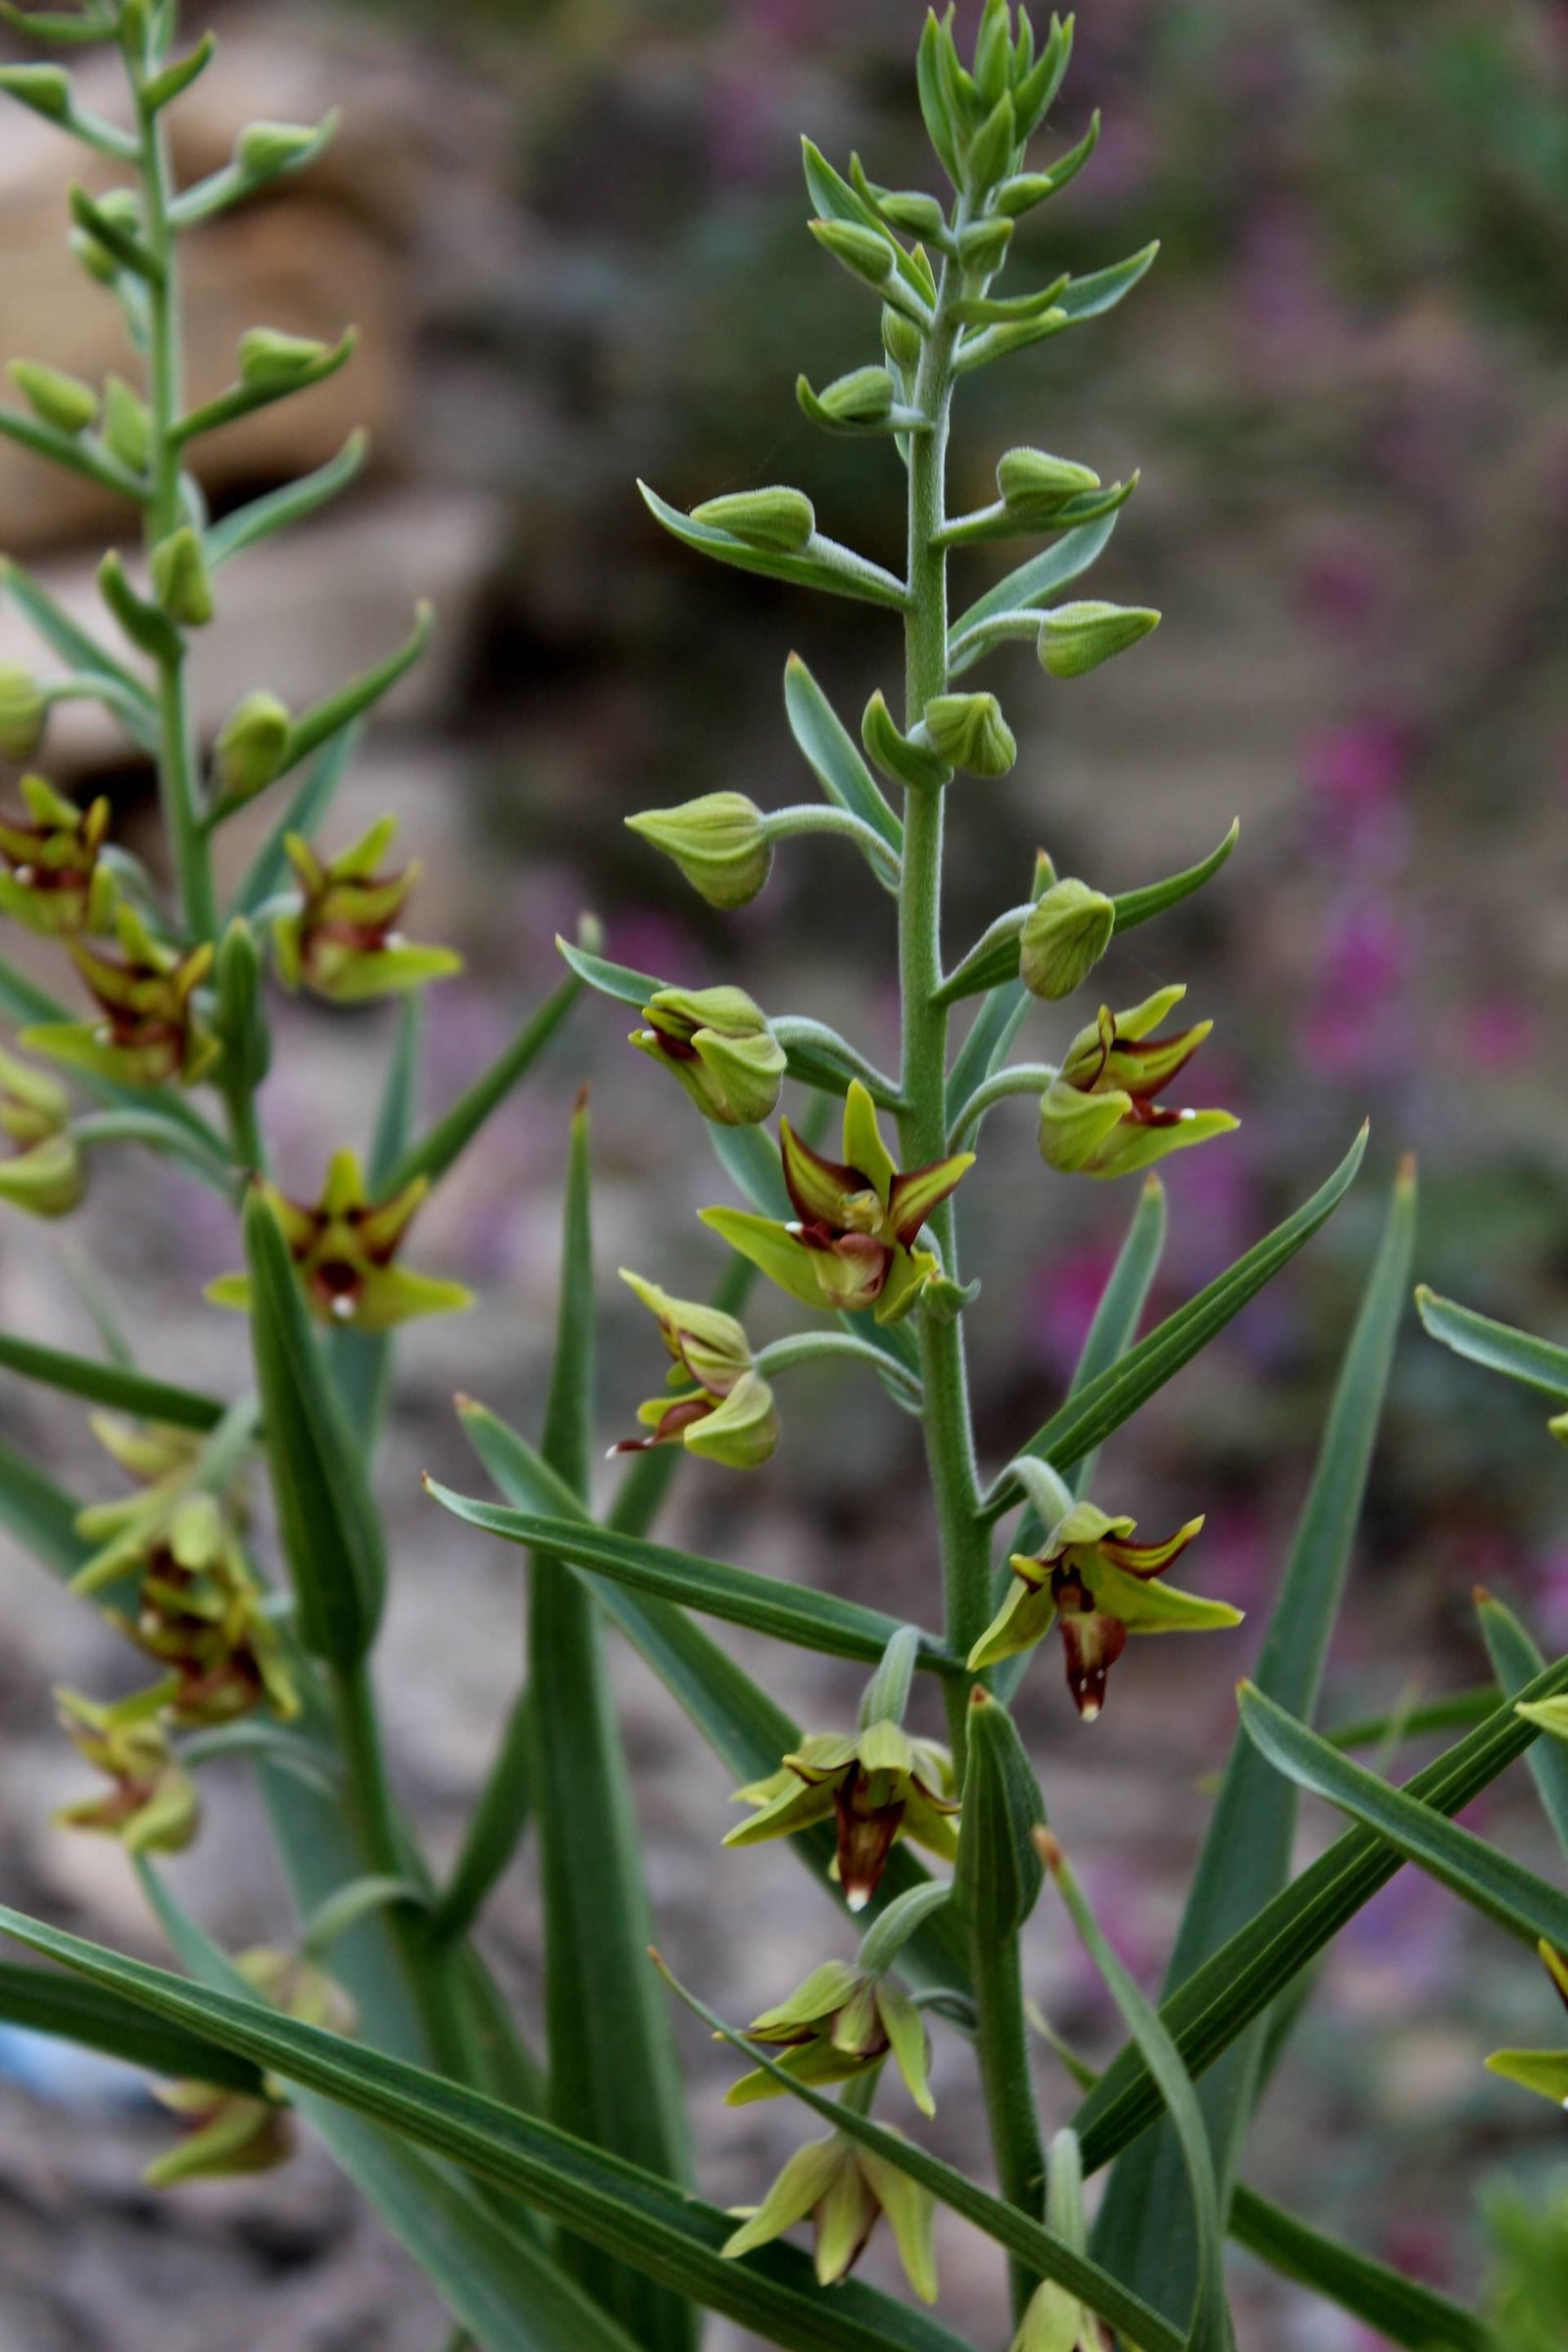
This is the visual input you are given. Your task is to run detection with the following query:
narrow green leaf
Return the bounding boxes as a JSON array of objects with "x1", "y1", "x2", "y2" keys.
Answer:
[
  {"x1": 0, "y1": 1959, "x2": 263, "y2": 2093},
  {"x1": 527, "y1": 1096, "x2": 695, "y2": 2352},
  {"x1": 435, "y1": 1683, "x2": 532, "y2": 1946},
  {"x1": 380, "y1": 977, "x2": 579, "y2": 1196},
  {"x1": 1477, "y1": 1593, "x2": 1568, "y2": 1861},
  {"x1": 987, "y1": 1126, "x2": 1369, "y2": 1519},
  {"x1": 1415, "y1": 1287, "x2": 1568, "y2": 1400},
  {"x1": 657, "y1": 1960, "x2": 1187, "y2": 2352},
  {"x1": 428, "y1": 1487, "x2": 959, "y2": 1677},
  {"x1": 0, "y1": 553, "x2": 159, "y2": 746},
  {"x1": 0, "y1": 1326, "x2": 224, "y2": 1428},
  {"x1": 0, "y1": 1901, "x2": 975, "y2": 2352},
  {"x1": 1325, "y1": 1687, "x2": 1497, "y2": 1751},
  {"x1": 1237, "y1": 1680, "x2": 1568, "y2": 1952},
  {"x1": 0, "y1": 1433, "x2": 90, "y2": 1579},
  {"x1": 947, "y1": 514, "x2": 1119, "y2": 670},
  {"x1": 455, "y1": 1398, "x2": 972, "y2": 1992},
  {"x1": 1074, "y1": 1648, "x2": 1568, "y2": 2174},
  {"x1": 1063, "y1": 1172, "x2": 1167, "y2": 1499},
  {"x1": 228, "y1": 725, "x2": 356, "y2": 915},
  {"x1": 639, "y1": 481, "x2": 909, "y2": 612},
  {"x1": 1229, "y1": 2183, "x2": 1494, "y2": 2351},
  {"x1": 1109, "y1": 819, "x2": 1240, "y2": 934},
  {"x1": 243, "y1": 1188, "x2": 385, "y2": 1665},
  {"x1": 1094, "y1": 1160, "x2": 1416, "y2": 2322},
  {"x1": 944, "y1": 982, "x2": 1030, "y2": 1130},
  {"x1": 205, "y1": 430, "x2": 369, "y2": 567},
  {"x1": 782, "y1": 654, "x2": 903, "y2": 854},
  {"x1": 1044, "y1": 1838, "x2": 1231, "y2": 2352}
]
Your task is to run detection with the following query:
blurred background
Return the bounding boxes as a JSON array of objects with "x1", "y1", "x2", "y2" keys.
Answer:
[{"x1": 2, "y1": 1, "x2": 1567, "y2": 2345}]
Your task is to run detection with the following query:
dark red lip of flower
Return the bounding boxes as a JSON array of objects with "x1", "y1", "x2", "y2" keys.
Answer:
[{"x1": 611, "y1": 1396, "x2": 715, "y2": 1453}]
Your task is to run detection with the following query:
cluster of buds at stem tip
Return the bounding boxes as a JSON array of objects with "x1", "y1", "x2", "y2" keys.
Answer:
[
  {"x1": 613, "y1": 1271, "x2": 778, "y2": 1469},
  {"x1": 23, "y1": 904, "x2": 218, "y2": 1090},
  {"x1": 629, "y1": 982, "x2": 784, "y2": 1127},
  {"x1": 721, "y1": 2128, "x2": 937, "y2": 2303},
  {"x1": 71, "y1": 1416, "x2": 298, "y2": 1728},
  {"x1": 625, "y1": 792, "x2": 772, "y2": 909},
  {"x1": 273, "y1": 816, "x2": 462, "y2": 1003},
  {"x1": 0, "y1": 1045, "x2": 82, "y2": 1217},
  {"x1": 1038, "y1": 984, "x2": 1238, "y2": 1179},
  {"x1": 725, "y1": 1716, "x2": 959, "y2": 1910},
  {"x1": 143, "y1": 1948, "x2": 354, "y2": 2191},
  {"x1": 970, "y1": 1493, "x2": 1239, "y2": 1720},
  {"x1": 53, "y1": 1684, "x2": 198, "y2": 1856},
  {"x1": 208, "y1": 1151, "x2": 472, "y2": 1331},
  {"x1": 917, "y1": 4, "x2": 1079, "y2": 203},
  {"x1": 704, "y1": 1080, "x2": 973, "y2": 1324},
  {"x1": 0, "y1": 772, "x2": 114, "y2": 936}
]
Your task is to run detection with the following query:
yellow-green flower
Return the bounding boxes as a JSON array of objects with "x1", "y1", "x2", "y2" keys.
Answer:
[
  {"x1": 273, "y1": 816, "x2": 462, "y2": 1003},
  {"x1": 53, "y1": 1683, "x2": 199, "y2": 1855},
  {"x1": 24, "y1": 904, "x2": 217, "y2": 1089},
  {"x1": 969, "y1": 1498, "x2": 1236, "y2": 1719},
  {"x1": 724, "y1": 1719, "x2": 958, "y2": 1910},
  {"x1": 1488, "y1": 1941, "x2": 1568, "y2": 2110},
  {"x1": 724, "y1": 1955, "x2": 934, "y2": 2115},
  {"x1": 1038, "y1": 984, "x2": 1237, "y2": 1180},
  {"x1": 630, "y1": 983, "x2": 785, "y2": 1127},
  {"x1": 0, "y1": 1045, "x2": 82, "y2": 1217},
  {"x1": 722, "y1": 2130, "x2": 937, "y2": 2302},
  {"x1": 207, "y1": 1149, "x2": 471, "y2": 1330},
  {"x1": 613, "y1": 1270, "x2": 778, "y2": 1468},
  {"x1": 704, "y1": 1080, "x2": 973, "y2": 1324},
  {"x1": 0, "y1": 772, "x2": 114, "y2": 936}
]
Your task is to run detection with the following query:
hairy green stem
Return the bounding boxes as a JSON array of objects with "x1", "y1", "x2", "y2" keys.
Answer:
[{"x1": 974, "y1": 1929, "x2": 1047, "y2": 2318}]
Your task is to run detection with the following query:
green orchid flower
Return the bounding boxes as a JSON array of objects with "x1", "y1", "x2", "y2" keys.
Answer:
[
  {"x1": 207, "y1": 1149, "x2": 472, "y2": 1330},
  {"x1": 614, "y1": 1269, "x2": 779, "y2": 1468},
  {"x1": 24, "y1": 903, "x2": 218, "y2": 1089},
  {"x1": 721, "y1": 2129, "x2": 937, "y2": 2303},
  {"x1": 52, "y1": 1683, "x2": 199, "y2": 1855},
  {"x1": 630, "y1": 983, "x2": 785, "y2": 1127},
  {"x1": 724, "y1": 1717, "x2": 959, "y2": 1910},
  {"x1": 1037, "y1": 983, "x2": 1237, "y2": 1179},
  {"x1": 0, "y1": 771, "x2": 115, "y2": 936},
  {"x1": 1488, "y1": 1942, "x2": 1568, "y2": 2111},
  {"x1": 0, "y1": 1044, "x2": 82, "y2": 1216},
  {"x1": 969, "y1": 1498, "x2": 1238, "y2": 1719},
  {"x1": 724, "y1": 1954, "x2": 934, "y2": 2115},
  {"x1": 704, "y1": 1079, "x2": 973, "y2": 1322},
  {"x1": 273, "y1": 815, "x2": 462, "y2": 1003}
]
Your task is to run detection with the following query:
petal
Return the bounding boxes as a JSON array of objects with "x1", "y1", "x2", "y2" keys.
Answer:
[
  {"x1": 1056, "y1": 1607, "x2": 1127, "y2": 1720},
  {"x1": 746, "y1": 1959, "x2": 863, "y2": 2038},
  {"x1": 347, "y1": 1266, "x2": 473, "y2": 1332},
  {"x1": 721, "y1": 2136, "x2": 845, "y2": 2260},
  {"x1": 683, "y1": 1370, "x2": 779, "y2": 1469},
  {"x1": 968, "y1": 1576, "x2": 1057, "y2": 1670},
  {"x1": 813, "y1": 2143, "x2": 880, "y2": 2285},
  {"x1": 1084, "y1": 1108, "x2": 1239, "y2": 1181},
  {"x1": 858, "y1": 2147, "x2": 939, "y2": 2303},
  {"x1": 887, "y1": 1152, "x2": 976, "y2": 1249},
  {"x1": 204, "y1": 1272, "x2": 254, "y2": 1315},
  {"x1": 872, "y1": 1243, "x2": 935, "y2": 1324},
  {"x1": 876, "y1": 1983, "x2": 935, "y2": 2117},
  {"x1": 779, "y1": 1117, "x2": 864, "y2": 1227},
  {"x1": 722, "y1": 1777, "x2": 837, "y2": 1846},
  {"x1": 1098, "y1": 1513, "x2": 1205, "y2": 1579},
  {"x1": 807, "y1": 1232, "x2": 891, "y2": 1314},
  {"x1": 840, "y1": 1080, "x2": 898, "y2": 1206},
  {"x1": 1087, "y1": 1554, "x2": 1243, "y2": 1638},
  {"x1": 724, "y1": 2039, "x2": 868, "y2": 2106},
  {"x1": 700, "y1": 1207, "x2": 838, "y2": 1314}
]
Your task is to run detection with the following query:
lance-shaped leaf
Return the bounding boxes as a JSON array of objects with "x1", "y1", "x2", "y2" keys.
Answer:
[
  {"x1": 948, "y1": 514, "x2": 1121, "y2": 673},
  {"x1": 0, "y1": 1901, "x2": 974, "y2": 2352},
  {"x1": 0, "y1": 1959, "x2": 264, "y2": 2093},
  {"x1": 639, "y1": 482, "x2": 909, "y2": 612},
  {"x1": 0, "y1": 1433, "x2": 90, "y2": 1579},
  {"x1": 1236, "y1": 1681, "x2": 1568, "y2": 1953},
  {"x1": 1477, "y1": 1592, "x2": 1568, "y2": 1860},
  {"x1": 986, "y1": 1127, "x2": 1368, "y2": 1520},
  {"x1": 427, "y1": 1489, "x2": 958, "y2": 1678},
  {"x1": 453, "y1": 1400, "x2": 971, "y2": 1993},
  {"x1": 0, "y1": 1326, "x2": 224, "y2": 1428},
  {"x1": 1073, "y1": 1645, "x2": 1568, "y2": 2173},
  {"x1": 1416, "y1": 1287, "x2": 1568, "y2": 1401},
  {"x1": 525, "y1": 1096, "x2": 695, "y2": 2352},
  {"x1": 1228, "y1": 2183, "x2": 1495, "y2": 2352},
  {"x1": 955, "y1": 1688, "x2": 1044, "y2": 1942},
  {"x1": 204, "y1": 429, "x2": 369, "y2": 568},
  {"x1": 783, "y1": 654, "x2": 903, "y2": 856},
  {"x1": 1092, "y1": 1159, "x2": 1415, "y2": 2322},
  {"x1": 242, "y1": 1186, "x2": 385, "y2": 1665},
  {"x1": 0, "y1": 555, "x2": 160, "y2": 750},
  {"x1": 228, "y1": 725, "x2": 355, "y2": 916},
  {"x1": 379, "y1": 973, "x2": 579, "y2": 1194}
]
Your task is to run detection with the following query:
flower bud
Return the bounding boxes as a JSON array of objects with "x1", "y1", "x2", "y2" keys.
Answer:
[
  {"x1": 214, "y1": 918, "x2": 271, "y2": 1098},
  {"x1": 801, "y1": 365, "x2": 895, "y2": 425},
  {"x1": 237, "y1": 120, "x2": 322, "y2": 175},
  {"x1": 1038, "y1": 601, "x2": 1160, "y2": 680},
  {"x1": 150, "y1": 526, "x2": 215, "y2": 627},
  {"x1": 214, "y1": 690, "x2": 291, "y2": 804},
  {"x1": 7, "y1": 358, "x2": 99, "y2": 437},
  {"x1": 957, "y1": 217, "x2": 1013, "y2": 272},
  {"x1": 689, "y1": 487, "x2": 814, "y2": 553},
  {"x1": 997, "y1": 446, "x2": 1102, "y2": 524},
  {"x1": 965, "y1": 89, "x2": 1017, "y2": 195},
  {"x1": 239, "y1": 327, "x2": 332, "y2": 389},
  {"x1": 625, "y1": 792, "x2": 772, "y2": 909},
  {"x1": 631, "y1": 982, "x2": 785, "y2": 1127},
  {"x1": 808, "y1": 217, "x2": 896, "y2": 287},
  {"x1": 918, "y1": 691, "x2": 1016, "y2": 778},
  {"x1": 71, "y1": 190, "x2": 140, "y2": 285},
  {"x1": 0, "y1": 64, "x2": 72, "y2": 122},
  {"x1": 143, "y1": 2086, "x2": 293, "y2": 2188},
  {"x1": 103, "y1": 373, "x2": 151, "y2": 472},
  {"x1": 1019, "y1": 878, "x2": 1115, "y2": 1000},
  {"x1": 0, "y1": 1047, "x2": 81, "y2": 1219},
  {"x1": 0, "y1": 664, "x2": 47, "y2": 762},
  {"x1": 881, "y1": 304, "x2": 923, "y2": 372}
]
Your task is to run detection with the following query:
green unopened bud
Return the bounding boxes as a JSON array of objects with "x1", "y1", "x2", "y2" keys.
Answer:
[
  {"x1": 70, "y1": 190, "x2": 140, "y2": 285},
  {"x1": 632, "y1": 983, "x2": 785, "y2": 1126},
  {"x1": 881, "y1": 305, "x2": 923, "y2": 371},
  {"x1": 626, "y1": 792, "x2": 772, "y2": 910},
  {"x1": 214, "y1": 691, "x2": 291, "y2": 804},
  {"x1": 0, "y1": 64, "x2": 72, "y2": 122},
  {"x1": 956, "y1": 216, "x2": 1013, "y2": 271},
  {"x1": 237, "y1": 120, "x2": 322, "y2": 175},
  {"x1": 690, "y1": 487, "x2": 814, "y2": 553},
  {"x1": 0, "y1": 665, "x2": 47, "y2": 762},
  {"x1": 808, "y1": 217, "x2": 896, "y2": 287},
  {"x1": 1039, "y1": 602, "x2": 1160, "y2": 680},
  {"x1": 214, "y1": 918, "x2": 270, "y2": 1098},
  {"x1": 801, "y1": 366, "x2": 894, "y2": 425},
  {"x1": 150, "y1": 527, "x2": 215, "y2": 628},
  {"x1": 1019, "y1": 879, "x2": 1115, "y2": 1001},
  {"x1": 997, "y1": 447, "x2": 1102, "y2": 523},
  {"x1": 919, "y1": 692, "x2": 1016, "y2": 778},
  {"x1": 965, "y1": 90, "x2": 1017, "y2": 195},
  {"x1": 238, "y1": 327, "x2": 332, "y2": 389},
  {"x1": 102, "y1": 374, "x2": 150, "y2": 472},
  {"x1": 8, "y1": 359, "x2": 98, "y2": 436}
]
